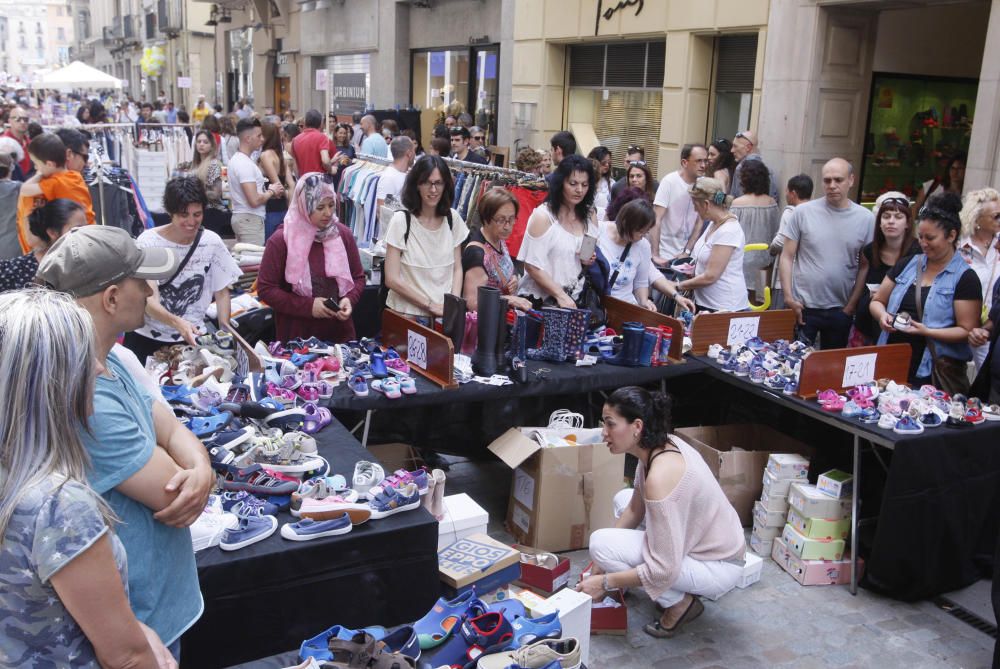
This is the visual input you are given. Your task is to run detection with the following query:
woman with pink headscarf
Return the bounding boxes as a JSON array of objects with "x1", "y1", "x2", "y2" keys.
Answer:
[{"x1": 258, "y1": 173, "x2": 366, "y2": 342}]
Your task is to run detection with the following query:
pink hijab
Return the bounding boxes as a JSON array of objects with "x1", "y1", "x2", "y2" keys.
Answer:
[{"x1": 282, "y1": 172, "x2": 355, "y2": 298}]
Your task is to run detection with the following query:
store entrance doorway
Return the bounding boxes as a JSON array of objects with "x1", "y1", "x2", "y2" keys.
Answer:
[{"x1": 274, "y1": 77, "x2": 291, "y2": 117}]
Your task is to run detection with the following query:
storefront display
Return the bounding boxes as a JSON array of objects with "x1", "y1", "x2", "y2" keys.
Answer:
[{"x1": 860, "y1": 73, "x2": 977, "y2": 202}]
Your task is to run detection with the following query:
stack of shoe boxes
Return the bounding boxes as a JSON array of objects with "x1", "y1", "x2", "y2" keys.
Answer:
[
  {"x1": 750, "y1": 453, "x2": 809, "y2": 555},
  {"x1": 772, "y1": 470, "x2": 859, "y2": 585}
]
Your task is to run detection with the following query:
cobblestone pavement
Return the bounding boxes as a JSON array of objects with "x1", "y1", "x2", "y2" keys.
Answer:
[{"x1": 444, "y1": 456, "x2": 996, "y2": 669}]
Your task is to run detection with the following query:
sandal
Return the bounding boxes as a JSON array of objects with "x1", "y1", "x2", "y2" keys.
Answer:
[
  {"x1": 302, "y1": 403, "x2": 333, "y2": 434},
  {"x1": 643, "y1": 596, "x2": 704, "y2": 638}
]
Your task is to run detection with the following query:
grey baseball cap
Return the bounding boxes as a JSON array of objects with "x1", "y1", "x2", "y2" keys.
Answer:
[{"x1": 36, "y1": 226, "x2": 178, "y2": 297}]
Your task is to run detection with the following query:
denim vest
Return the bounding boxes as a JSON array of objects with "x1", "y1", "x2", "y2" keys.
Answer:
[{"x1": 877, "y1": 252, "x2": 973, "y2": 377}]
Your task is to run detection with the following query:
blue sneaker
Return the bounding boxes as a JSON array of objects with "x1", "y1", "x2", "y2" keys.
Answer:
[
  {"x1": 893, "y1": 415, "x2": 925, "y2": 435},
  {"x1": 841, "y1": 400, "x2": 863, "y2": 418},
  {"x1": 280, "y1": 513, "x2": 352, "y2": 541},
  {"x1": 204, "y1": 426, "x2": 254, "y2": 451},
  {"x1": 508, "y1": 611, "x2": 562, "y2": 649},
  {"x1": 349, "y1": 373, "x2": 369, "y2": 397},
  {"x1": 219, "y1": 514, "x2": 277, "y2": 551},
  {"x1": 414, "y1": 591, "x2": 487, "y2": 650},
  {"x1": 221, "y1": 490, "x2": 280, "y2": 517},
  {"x1": 299, "y1": 625, "x2": 388, "y2": 662},
  {"x1": 749, "y1": 366, "x2": 767, "y2": 384},
  {"x1": 858, "y1": 407, "x2": 881, "y2": 424},
  {"x1": 370, "y1": 350, "x2": 388, "y2": 379},
  {"x1": 161, "y1": 384, "x2": 197, "y2": 404},
  {"x1": 368, "y1": 482, "x2": 422, "y2": 519},
  {"x1": 734, "y1": 361, "x2": 750, "y2": 377},
  {"x1": 431, "y1": 612, "x2": 514, "y2": 669},
  {"x1": 745, "y1": 336, "x2": 767, "y2": 352},
  {"x1": 918, "y1": 411, "x2": 943, "y2": 428},
  {"x1": 765, "y1": 373, "x2": 787, "y2": 391},
  {"x1": 783, "y1": 379, "x2": 798, "y2": 395},
  {"x1": 380, "y1": 625, "x2": 421, "y2": 660},
  {"x1": 721, "y1": 358, "x2": 738, "y2": 374}
]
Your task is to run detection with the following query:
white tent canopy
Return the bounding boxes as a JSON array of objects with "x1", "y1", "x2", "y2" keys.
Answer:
[{"x1": 34, "y1": 61, "x2": 123, "y2": 90}]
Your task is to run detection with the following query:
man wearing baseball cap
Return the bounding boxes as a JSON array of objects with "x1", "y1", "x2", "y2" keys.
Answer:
[{"x1": 37, "y1": 226, "x2": 211, "y2": 660}]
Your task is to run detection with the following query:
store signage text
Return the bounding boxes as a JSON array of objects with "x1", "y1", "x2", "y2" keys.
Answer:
[{"x1": 595, "y1": 0, "x2": 644, "y2": 34}]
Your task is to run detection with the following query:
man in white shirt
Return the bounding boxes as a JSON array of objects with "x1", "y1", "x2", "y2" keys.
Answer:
[
  {"x1": 650, "y1": 143, "x2": 708, "y2": 266},
  {"x1": 359, "y1": 114, "x2": 389, "y2": 158},
  {"x1": 376, "y1": 136, "x2": 415, "y2": 209},
  {"x1": 228, "y1": 118, "x2": 283, "y2": 246}
]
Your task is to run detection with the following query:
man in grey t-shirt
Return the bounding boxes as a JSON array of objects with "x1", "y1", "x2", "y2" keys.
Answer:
[{"x1": 779, "y1": 158, "x2": 874, "y2": 349}]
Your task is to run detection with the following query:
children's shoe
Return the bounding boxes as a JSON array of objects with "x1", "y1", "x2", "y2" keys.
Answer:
[
  {"x1": 368, "y1": 482, "x2": 422, "y2": 519},
  {"x1": 398, "y1": 376, "x2": 417, "y2": 395},
  {"x1": 370, "y1": 350, "x2": 388, "y2": 379},
  {"x1": 720, "y1": 358, "x2": 738, "y2": 374},
  {"x1": 190, "y1": 510, "x2": 239, "y2": 552},
  {"x1": 477, "y1": 637, "x2": 582, "y2": 669},
  {"x1": 841, "y1": 400, "x2": 863, "y2": 418},
  {"x1": 372, "y1": 468, "x2": 429, "y2": 496},
  {"x1": 266, "y1": 383, "x2": 297, "y2": 405},
  {"x1": 918, "y1": 411, "x2": 943, "y2": 428},
  {"x1": 352, "y1": 461, "x2": 385, "y2": 500},
  {"x1": 221, "y1": 490, "x2": 280, "y2": 517},
  {"x1": 893, "y1": 415, "x2": 925, "y2": 435},
  {"x1": 251, "y1": 439, "x2": 327, "y2": 474},
  {"x1": 296, "y1": 383, "x2": 321, "y2": 402},
  {"x1": 783, "y1": 380, "x2": 798, "y2": 396},
  {"x1": 216, "y1": 463, "x2": 300, "y2": 496},
  {"x1": 299, "y1": 495, "x2": 373, "y2": 524},
  {"x1": 749, "y1": 366, "x2": 767, "y2": 384},
  {"x1": 821, "y1": 396, "x2": 845, "y2": 412},
  {"x1": 413, "y1": 591, "x2": 487, "y2": 650},
  {"x1": 299, "y1": 627, "x2": 388, "y2": 663},
  {"x1": 280, "y1": 513, "x2": 353, "y2": 541},
  {"x1": 301, "y1": 403, "x2": 333, "y2": 434},
  {"x1": 983, "y1": 404, "x2": 1000, "y2": 421},
  {"x1": 965, "y1": 407, "x2": 985, "y2": 425},
  {"x1": 431, "y1": 612, "x2": 514, "y2": 669},
  {"x1": 189, "y1": 411, "x2": 233, "y2": 438},
  {"x1": 349, "y1": 373, "x2": 369, "y2": 397},
  {"x1": 291, "y1": 478, "x2": 357, "y2": 516},
  {"x1": 220, "y1": 514, "x2": 277, "y2": 551},
  {"x1": 877, "y1": 413, "x2": 898, "y2": 430},
  {"x1": 733, "y1": 361, "x2": 750, "y2": 377},
  {"x1": 205, "y1": 426, "x2": 255, "y2": 452},
  {"x1": 507, "y1": 611, "x2": 562, "y2": 650},
  {"x1": 707, "y1": 343, "x2": 723, "y2": 359},
  {"x1": 858, "y1": 407, "x2": 881, "y2": 424},
  {"x1": 816, "y1": 389, "x2": 844, "y2": 404},
  {"x1": 371, "y1": 377, "x2": 402, "y2": 399}
]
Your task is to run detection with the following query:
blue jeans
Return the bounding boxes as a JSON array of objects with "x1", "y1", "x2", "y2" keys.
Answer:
[
  {"x1": 264, "y1": 210, "x2": 286, "y2": 241},
  {"x1": 799, "y1": 307, "x2": 853, "y2": 350}
]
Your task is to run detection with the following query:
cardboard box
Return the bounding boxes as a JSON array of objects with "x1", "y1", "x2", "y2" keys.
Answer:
[
  {"x1": 788, "y1": 483, "x2": 852, "y2": 521},
  {"x1": 739, "y1": 551, "x2": 764, "y2": 588},
  {"x1": 752, "y1": 500, "x2": 786, "y2": 528},
  {"x1": 675, "y1": 425, "x2": 812, "y2": 526},
  {"x1": 752, "y1": 517, "x2": 783, "y2": 541},
  {"x1": 817, "y1": 469, "x2": 854, "y2": 499},
  {"x1": 759, "y1": 487, "x2": 789, "y2": 514},
  {"x1": 786, "y1": 506, "x2": 850, "y2": 541},
  {"x1": 490, "y1": 427, "x2": 624, "y2": 552},
  {"x1": 590, "y1": 588, "x2": 627, "y2": 635},
  {"x1": 532, "y1": 587, "x2": 593, "y2": 666},
  {"x1": 513, "y1": 545, "x2": 571, "y2": 595},
  {"x1": 771, "y1": 536, "x2": 865, "y2": 586},
  {"x1": 749, "y1": 530, "x2": 773, "y2": 556},
  {"x1": 762, "y1": 470, "x2": 794, "y2": 498},
  {"x1": 439, "y1": 534, "x2": 520, "y2": 597},
  {"x1": 437, "y1": 493, "x2": 489, "y2": 550},
  {"x1": 367, "y1": 442, "x2": 425, "y2": 474},
  {"x1": 766, "y1": 453, "x2": 810, "y2": 480},
  {"x1": 781, "y1": 523, "x2": 845, "y2": 561}
]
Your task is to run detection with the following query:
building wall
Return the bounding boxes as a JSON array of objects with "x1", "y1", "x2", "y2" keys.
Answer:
[
  {"x1": 509, "y1": 0, "x2": 770, "y2": 175},
  {"x1": 873, "y1": 2, "x2": 988, "y2": 79}
]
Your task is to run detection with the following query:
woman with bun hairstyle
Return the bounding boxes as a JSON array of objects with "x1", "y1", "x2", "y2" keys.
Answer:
[
  {"x1": 577, "y1": 386, "x2": 745, "y2": 638},
  {"x1": 870, "y1": 192, "x2": 981, "y2": 390},
  {"x1": 0, "y1": 198, "x2": 86, "y2": 292}
]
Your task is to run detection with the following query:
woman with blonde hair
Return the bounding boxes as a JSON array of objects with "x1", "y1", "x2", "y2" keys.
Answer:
[
  {"x1": 958, "y1": 187, "x2": 1000, "y2": 370},
  {"x1": 0, "y1": 289, "x2": 175, "y2": 667},
  {"x1": 186, "y1": 129, "x2": 232, "y2": 237}
]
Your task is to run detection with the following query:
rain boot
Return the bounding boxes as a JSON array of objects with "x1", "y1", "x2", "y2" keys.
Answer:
[
  {"x1": 606, "y1": 321, "x2": 644, "y2": 367},
  {"x1": 529, "y1": 307, "x2": 571, "y2": 362},
  {"x1": 473, "y1": 286, "x2": 501, "y2": 376}
]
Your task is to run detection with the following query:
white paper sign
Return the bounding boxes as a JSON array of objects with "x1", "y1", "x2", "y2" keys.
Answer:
[
  {"x1": 315, "y1": 69, "x2": 329, "y2": 91},
  {"x1": 511, "y1": 504, "x2": 531, "y2": 533},
  {"x1": 407, "y1": 330, "x2": 428, "y2": 370},
  {"x1": 842, "y1": 353, "x2": 877, "y2": 387},
  {"x1": 176, "y1": 76, "x2": 192, "y2": 89},
  {"x1": 513, "y1": 468, "x2": 535, "y2": 511},
  {"x1": 726, "y1": 316, "x2": 760, "y2": 346}
]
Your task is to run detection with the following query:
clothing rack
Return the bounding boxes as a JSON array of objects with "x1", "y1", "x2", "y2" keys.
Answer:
[{"x1": 357, "y1": 152, "x2": 543, "y2": 181}]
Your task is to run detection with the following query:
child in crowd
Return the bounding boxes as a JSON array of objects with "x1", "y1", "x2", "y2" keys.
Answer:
[{"x1": 15, "y1": 133, "x2": 95, "y2": 253}]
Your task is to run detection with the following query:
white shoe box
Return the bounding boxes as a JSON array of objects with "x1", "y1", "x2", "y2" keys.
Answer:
[
  {"x1": 437, "y1": 493, "x2": 488, "y2": 550},
  {"x1": 531, "y1": 585, "x2": 592, "y2": 667},
  {"x1": 738, "y1": 551, "x2": 764, "y2": 588}
]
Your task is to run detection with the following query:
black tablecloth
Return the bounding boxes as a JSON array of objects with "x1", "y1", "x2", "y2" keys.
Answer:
[
  {"x1": 695, "y1": 356, "x2": 1000, "y2": 601},
  {"x1": 326, "y1": 358, "x2": 707, "y2": 411},
  {"x1": 186, "y1": 419, "x2": 440, "y2": 667}
]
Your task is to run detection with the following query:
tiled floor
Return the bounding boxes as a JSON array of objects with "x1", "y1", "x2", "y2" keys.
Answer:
[{"x1": 441, "y1": 455, "x2": 997, "y2": 669}]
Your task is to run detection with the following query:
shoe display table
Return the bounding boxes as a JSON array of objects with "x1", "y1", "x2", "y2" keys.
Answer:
[
  {"x1": 326, "y1": 357, "x2": 709, "y2": 446},
  {"x1": 694, "y1": 355, "x2": 1000, "y2": 602},
  {"x1": 187, "y1": 418, "x2": 440, "y2": 667},
  {"x1": 226, "y1": 649, "x2": 590, "y2": 668}
]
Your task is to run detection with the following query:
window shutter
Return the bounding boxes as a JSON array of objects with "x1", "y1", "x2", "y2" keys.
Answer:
[
  {"x1": 569, "y1": 44, "x2": 605, "y2": 87},
  {"x1": 715, "y1": 34, "x2": 758, "y2": 92},
  {"x1": 594, "y1": 90, "x2": 663, "y2": 179},
  {"x1": 605, "y1": 42, "x2": 646, "y2": 88},
  {"x1": 646, "y1": 40, "x2": 665, "y2": 88}
]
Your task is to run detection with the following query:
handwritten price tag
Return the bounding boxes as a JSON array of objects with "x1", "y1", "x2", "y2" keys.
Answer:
[
  {"x1": 407, "y1": 330, "x2": 428, "y2": 370},
  {"x1": 842, "y1": 353, "x2": 877, "y2": 388},
  {"x1": 726, "y1": 316, "x2": 760, "y2": 346},
  {"x1": 513, "y1": 468, "x2": 535, "y2": 511}
]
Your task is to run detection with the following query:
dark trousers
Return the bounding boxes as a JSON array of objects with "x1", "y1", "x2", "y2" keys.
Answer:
[{"x1": 799, "y1": 307, "x2": 852, "y2": 350}]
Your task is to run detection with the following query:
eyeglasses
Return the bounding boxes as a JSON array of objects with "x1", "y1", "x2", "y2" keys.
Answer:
[
  {"x1": 626, "y1": 145, "x2": 643, "y2": 153},
  {"x1": 420, "y1": 180, "x2": 445, "y2": 191},
  {"x1": 490, "y1": 215, "x2": 516, "y2": 226},
  {"x1": 11, "y1": 116, "x2": 28, "y2": 122},
  {"x1": 74, "y1": 150, "x2": 90, "y2": 160},
  {"x1": 628, "y1": 160, "x2": 646, "y2": 167},
  {"x1": 881, "y1": 196, "x2": 909, "y2": 207},
  {"x1": 473, "y1": 136, "x2": 485, "y2": 141}
]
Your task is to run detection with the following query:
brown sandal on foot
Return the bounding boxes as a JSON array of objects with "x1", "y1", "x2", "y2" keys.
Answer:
[{"x1": 644, "y1": 596, "x2": 704, "y2": 638}]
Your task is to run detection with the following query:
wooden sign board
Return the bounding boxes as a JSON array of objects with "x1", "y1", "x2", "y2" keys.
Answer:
[
  {"x1": 795, "y1": 343, "x2": 911, "y2": 400},
  {"x1": 381, "y1": 309, "x2": 458, "y2": 389},
  {"x1": 221, "y1": 322, "x2": 264, "y2": 373},
  {"x1": 689, "y1": 309, "x2": 796, "y2": 355},
  {"x1": 601, "y1": 295, "x2": 685, "y2": 363}
]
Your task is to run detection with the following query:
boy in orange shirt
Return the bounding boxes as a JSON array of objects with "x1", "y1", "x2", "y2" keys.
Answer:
[{"x1": 17, "y1": 133, "x2": 95, "y2": 252}]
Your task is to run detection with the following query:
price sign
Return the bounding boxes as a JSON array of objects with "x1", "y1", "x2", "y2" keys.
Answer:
[
  {"x1": 726, "y1": 316, "x2": 760, "y2": 346},
  {"x1": 513, "y1": 468, "x2": 535, "y2": 511},
  {"x1": 176, "y1": 76, "x2": 192, "y2": 89},
  {"x1": 315, "y1": 69, "x2": 329, "y2": 91},
  {"x1": 842, "y1": 353, "x2": 877, "y2": 388},
  {"x1": 407, "y1": 330, "x2": 428, "y2": 370}
]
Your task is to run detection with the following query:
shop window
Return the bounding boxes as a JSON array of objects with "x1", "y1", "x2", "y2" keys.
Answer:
[
  {"x1": 410, "y1": 46, "x2": 499, "y2": 149},
  {"x1": 319, "y1": 53, "x2": 371, "y2": 115},
  {"x1": 712, "y1": 34, "x2": 758, "y2": 141},
  {"x1": 569, "y1": 40, "x2": 665, "y2": 89}
]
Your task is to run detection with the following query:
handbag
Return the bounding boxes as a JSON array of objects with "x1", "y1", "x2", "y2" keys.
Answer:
[
  {"x1": 574, "y1": 270, "x2": 606, "y2": 330},
  {"x1": 915, "y1": 263, "x2": 970, "y2": 396}
]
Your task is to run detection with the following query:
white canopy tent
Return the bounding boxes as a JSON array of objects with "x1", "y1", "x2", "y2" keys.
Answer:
[{"x1": 34, "y1": 61, "x2": 123, "y2": 90}]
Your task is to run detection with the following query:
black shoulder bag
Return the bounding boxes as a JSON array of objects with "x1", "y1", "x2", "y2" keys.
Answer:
[{"x1": 161, "y1": 229, "x2": 203, "y2": 289}]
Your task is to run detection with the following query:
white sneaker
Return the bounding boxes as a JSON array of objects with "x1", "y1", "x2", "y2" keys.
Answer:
[
  {"x1": 352, "y1": 461, "x2": 385, "y2": 500},
  {"x1": 707, "y1": 343, "x2": 723, "y2": 359},
  {"x1": 190, "y1": 511, "x2": 239, "y2": 552}
]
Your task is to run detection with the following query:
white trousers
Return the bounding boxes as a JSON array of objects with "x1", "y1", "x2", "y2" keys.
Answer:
[{"x1": 592, "y1": 489, "x2": 743, "y2": 608}]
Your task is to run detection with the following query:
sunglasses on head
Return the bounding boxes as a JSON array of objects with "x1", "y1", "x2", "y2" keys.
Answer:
[
  {"x1": 12, "y1": 116, "x2": 28, "y2": 122},
  {"x1": 735, "y1": 132, "x2": 754, "y2": 146},
  {"x1": 629, "y1": 160, "x2": 646, "y2": 167},
  {"x1": 881, "y1": 196, "x2": 909, "y2": 207},
  {"x1": 626, "y1": 145, "x2": 643, "y2": 154}
]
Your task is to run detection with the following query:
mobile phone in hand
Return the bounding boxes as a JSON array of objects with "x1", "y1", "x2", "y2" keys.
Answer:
[
  {"x1": 578, "y1": 234, "x2": 598, "y2": 262},
  {"x1": 323, "y1": 297, "x2": 341, "y2": 311}
]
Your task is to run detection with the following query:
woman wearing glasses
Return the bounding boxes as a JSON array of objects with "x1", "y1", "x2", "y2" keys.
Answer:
[
  {"x1": 852, "y1": 192, "x2": 919, "y2": 344},
  {"x1": 958, "y1": 188, "x2": 1000, "y2": 370},
  {"x1": 384, "y1": 155, "x2": 469, "y2": 322},
  {"x1": 462, "y1": 188, "x2": 533, "y2": 311}
]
